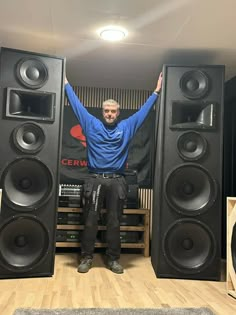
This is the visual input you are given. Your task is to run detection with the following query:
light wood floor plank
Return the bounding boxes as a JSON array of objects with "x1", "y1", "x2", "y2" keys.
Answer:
[{"x1": 0, "y1": 253, "x2": 236, "y2": 315}]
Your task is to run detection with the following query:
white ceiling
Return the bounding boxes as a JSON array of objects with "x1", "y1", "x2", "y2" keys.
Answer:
[{"x1": 0, "y1": 0, "x2": 235, "y2": 90}]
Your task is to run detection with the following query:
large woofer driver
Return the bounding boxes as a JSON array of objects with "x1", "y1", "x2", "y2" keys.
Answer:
[
  {"x1": 177, "y1": 131, "x2": 207, "y2": 161},
  {"x1": 180, "y1": 70, "x2": 209, "y2": 99},
  {"x1": 163, "y1": 219, "x2": 216, "y2": 273},
  {"x1": 2, "y1": 157, "x2": 53, "y2": 210},
  {"x1": 16, "y1": 58, "x2": 48, "y2": 89},
  {"x1": 231, "y1": 224, "x2": 236, "y2": 273},
  {"x1": 12, "y1": 123, "x2": 45, "y2": 154},
  {"x1": 0, "y1": 215, "x2": 49, "y2": 272},
  {"x1": 165, "y1": 164, "x2": 217, "y2": 215}
]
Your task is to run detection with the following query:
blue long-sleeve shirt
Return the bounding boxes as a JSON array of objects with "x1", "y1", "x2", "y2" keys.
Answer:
[{"x1": 65, "y1": 83, "x2": 158, "y2": 174}]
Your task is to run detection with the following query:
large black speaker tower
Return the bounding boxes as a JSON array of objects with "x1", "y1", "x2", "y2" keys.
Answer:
[
  {"x1": 0, "y1": 47, "x2": 65, "y2": 278},
  {"x1": 151, "y1": 64, "x2": 224, "y2": 280}
]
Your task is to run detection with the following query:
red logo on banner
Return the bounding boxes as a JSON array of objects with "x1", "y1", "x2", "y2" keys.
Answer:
[{"x1": 70, "y1": 125, "x2": 87, "y2": 147}]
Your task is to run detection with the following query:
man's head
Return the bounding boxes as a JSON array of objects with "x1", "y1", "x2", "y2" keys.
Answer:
[{"x1": 102, "y1": 99, "x2": 120, "y2": 126}]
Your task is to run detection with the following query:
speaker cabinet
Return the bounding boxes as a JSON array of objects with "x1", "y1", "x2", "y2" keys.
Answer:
[
  {"x1": 227, "y1": 197, "x2": 236, "y2": 298},
  {"x1": 0, "y1": 47, "x2": 65, "y2": 278},
  {"x1": 151, "y1": 65, "x2": 224, "y2": 280}
]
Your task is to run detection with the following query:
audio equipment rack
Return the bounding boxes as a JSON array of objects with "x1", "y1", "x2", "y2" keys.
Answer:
[{"x1": 56, "y1": 207, "x2": 150, "y2": 257}]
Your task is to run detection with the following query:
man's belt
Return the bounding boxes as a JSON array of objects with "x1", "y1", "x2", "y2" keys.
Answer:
[{"x1": 91, "y1": 173, "x2": 123, "y2": 179}]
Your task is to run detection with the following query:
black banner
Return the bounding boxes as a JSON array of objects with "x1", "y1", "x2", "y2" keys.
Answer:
[{"x1": 60, "y1": 106, "x2": 155, "y2": 188}]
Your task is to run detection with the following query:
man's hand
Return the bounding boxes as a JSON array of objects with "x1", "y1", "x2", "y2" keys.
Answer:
[
  {"x1": 65, "y1": 76, "x2": 68, "y2": 85},
  {"x1": 155, "y1": 72, "x2": 163, "y2": 93}
]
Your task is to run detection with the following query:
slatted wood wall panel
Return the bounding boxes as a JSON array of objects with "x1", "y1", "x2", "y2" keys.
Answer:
[
  {"x1": 65, "y1": 86, "x2": 152, "y2": 109},
  {"x1": 65, "y1": 85, "x2": 154, "y2": 224}
]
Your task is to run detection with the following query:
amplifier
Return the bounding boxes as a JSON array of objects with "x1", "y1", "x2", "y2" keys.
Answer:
[
  {"x1": 124, "y1": 170, "x2": 139, "y2": 208},
  {"x1": 101, "y1": 231, "x2": 140, "y2": 243},
  {"x1": 120, "y1": 214, "x2": 141, "y2": 226},
  {"x1": 59, "y1": 184, "x2": 83, "y2": 196},
  {"x1": 120, "y1": 231, "x2": 140, "y2": 243},
  {"x1": 59, "y1": 197, "x2": 82, "y2": 208},
  {"x1": 56, "y1": 230, "x2": 81, "y2": 242},
  {"x1": 100, "y1": 213, "x2": 141, "y2": 226},
  {"x1": 124, "y1": 184, "x2": 139, "y2": 209},
  {"x1": 57, "y1": 212, "x2": 83, "y2": 225},
  {"x1": 124, "y1": 170, "x2": 138, "y2": 184},
  {"x1": 59, "y1": 184, "x2": 83, "y2": 207}
]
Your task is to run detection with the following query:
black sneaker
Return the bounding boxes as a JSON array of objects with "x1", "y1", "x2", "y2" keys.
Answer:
[
  {"x1": 107, "y1": 260, "x2": 124, "y2": 274},
  {"x1": 77, "y1": 257, "x2": 93, "y2": 273}
]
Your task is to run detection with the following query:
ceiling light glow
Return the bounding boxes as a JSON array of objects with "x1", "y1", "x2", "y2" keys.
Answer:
[{"x1": 99, "y1": 26, "x2": 128, "y2": 41}]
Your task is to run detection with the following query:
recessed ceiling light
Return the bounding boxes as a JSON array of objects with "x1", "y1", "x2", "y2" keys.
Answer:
[{"x1": 99, "y1": 26, "x2": 128, "y2": 42}]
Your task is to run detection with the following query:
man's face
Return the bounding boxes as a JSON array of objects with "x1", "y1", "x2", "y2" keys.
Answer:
[{"x1": 102, "y1": 104, "x2": 120, "y2": 125}]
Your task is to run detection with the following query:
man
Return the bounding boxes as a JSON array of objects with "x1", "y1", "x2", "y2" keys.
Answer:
[{"x1": 64, "y1": 72, "x2": 162, "y2": 274}]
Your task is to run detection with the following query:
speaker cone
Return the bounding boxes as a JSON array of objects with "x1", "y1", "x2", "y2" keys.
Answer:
[
  {"x1": 2, "y1": 157, "x2": 53, "y2": 210},
  {"x1": 0, "y1": 215, "x2": 49, "y2": 271},
  {"x1": 12, "y1": 123, "x2": 45, "y2": 154},
  {"x1": 16, "y1": 58, "x2": 48, "y2": 89},
  {"x1": 177, "y1": 132, "x2": 207, "y2": 161},
  {"x1": 165, "y1": 164, "x2": 217, "y2": 215},
  {"x1": 180, "y1": 70, "x2": 209, "y2": 99},
  {"x1": 231, "y1": 224, "x2": 236, "y2": 273},
  {"x1": 163, "y1": 219, "x2": 216, "y2": 273}
]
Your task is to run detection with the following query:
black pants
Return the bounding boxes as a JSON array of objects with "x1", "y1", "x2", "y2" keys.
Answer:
[{"x1": 81, "y1": 175, "x2": 127, "y2": 260}]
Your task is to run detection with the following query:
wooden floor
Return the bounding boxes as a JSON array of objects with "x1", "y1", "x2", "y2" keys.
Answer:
[{"x1": 1, "y1": 253, "x2": 236, "y2": 315}]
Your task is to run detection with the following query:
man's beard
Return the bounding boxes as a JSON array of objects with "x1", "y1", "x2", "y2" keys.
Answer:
[{"x1": 102, "y1": 117, "x2": 118, "y2": 127}]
